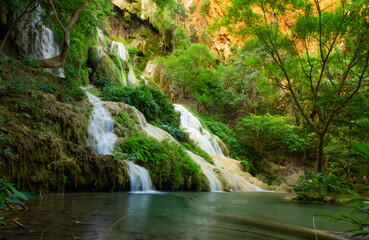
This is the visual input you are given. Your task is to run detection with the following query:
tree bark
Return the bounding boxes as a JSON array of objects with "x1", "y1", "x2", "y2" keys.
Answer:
[
  {"x1": 36, "y1": 0, "x2": 89, "y2": 68},
  {"x1": 316, "y1": 132, "x2": 325, "y2": 173}
]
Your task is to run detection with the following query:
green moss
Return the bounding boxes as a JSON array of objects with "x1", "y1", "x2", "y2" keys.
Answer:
[
  {"x1": 181, "y1": 141, "x2": 215, "y2": 165},
  {"x1": 110, "y1": 52, "x2": 124, "y2": 71}
]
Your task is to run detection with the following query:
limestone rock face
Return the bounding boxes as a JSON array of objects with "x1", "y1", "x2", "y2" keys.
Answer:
[
  {"x1": 211, "y1": 154, "x2": 270, "y2": 191},
  {"x1": 142, "y1": 61, "x2": 168, "y2": 92}
]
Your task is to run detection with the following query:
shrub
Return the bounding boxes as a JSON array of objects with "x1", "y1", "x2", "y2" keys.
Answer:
[
  {"x1": 293, "y1": 170, "x2": 354, "y2": 202},
  {"x1": 6, "y1": 75, "x2": 28, "y2": 93},
  {"x1": 102, "y1": 85, "x2": 187, "y2": 142},
  {"x1": 201, "y1": 115, "x2": 260, "y2": 174}
]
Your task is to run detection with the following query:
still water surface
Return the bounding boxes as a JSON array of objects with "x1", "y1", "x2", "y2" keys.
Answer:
[{"x1": 3, "y1": 192, "x2": 351, "y2": 239}]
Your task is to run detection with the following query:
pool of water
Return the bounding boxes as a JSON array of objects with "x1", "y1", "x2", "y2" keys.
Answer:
[{"x1": 2, "y1": 192, "x2": 352, "y2": 239}]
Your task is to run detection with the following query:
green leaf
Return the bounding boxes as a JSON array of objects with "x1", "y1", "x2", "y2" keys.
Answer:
[{"x1": 8, "y1": 185, "x2": 28, "y2": 200}]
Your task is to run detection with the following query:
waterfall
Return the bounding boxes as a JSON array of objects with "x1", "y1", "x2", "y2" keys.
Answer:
[
  {"x1": 125, "y1": 161, "x2": 154, "y2": 192},
  {"x1": 185, "y1": 150, "x2": 222, "y2": 191},
  {"x1": 34, "y1": 26, "x2": 58, "y2": 60},
  {"x1": 110, "y1": 41, "x2": 127, "y2": 61},
  {"x1": 97, "y1": 28, "x2": 105, "y2": 47},
  {"x1": 202, "y1": 168, "x2": 222, "y2": 191},
  {"x1": 86, "y1": 90, "x2": 154, "y2": 191},
  {"x1": 86, "y1": 91, "x2": 117, "y2": 155},
  {"x1": 27, "y1": 8, "x2": 64, "y2": 78},
  {"x1": 128, "y1": 65, "x2": 139, "y2": 86},
  {"x1": 174, "y1": 104, "x2": 224, "y2": 156}
]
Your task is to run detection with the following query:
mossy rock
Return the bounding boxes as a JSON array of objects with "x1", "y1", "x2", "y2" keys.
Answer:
[
  {"x1": 94, "y1": 53, "x2": 125, "y2": 89},
  {"x1": 110, "y1": 52, "x2": 124, "y2": 71},
  {"x1": 0, "y1": 59, "x2": 130, "y2": 193}
]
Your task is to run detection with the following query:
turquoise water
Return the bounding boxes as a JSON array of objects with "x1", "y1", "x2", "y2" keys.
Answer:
[{"x1": 2, "y1": 192, "x2": 351, "y2": 239}]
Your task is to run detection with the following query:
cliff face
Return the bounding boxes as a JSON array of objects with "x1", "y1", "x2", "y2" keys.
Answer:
[
  {"x1": 182, "y1": 0, "x2": 238, "y2": 59},
  {"x1": 111, "y1": 0, "x2": 239, "y2": 59}
]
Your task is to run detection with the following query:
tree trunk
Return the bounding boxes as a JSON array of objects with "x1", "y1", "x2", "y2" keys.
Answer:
[
  {"x1": 36, "y1": 0, "x2": 89, "y2": 68},
  {"x1": 316, "y1": 132, "x2": 325, "y2": 173}
]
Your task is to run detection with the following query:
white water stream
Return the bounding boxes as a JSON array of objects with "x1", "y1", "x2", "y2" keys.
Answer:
[
  {"x1": 132, "y1": 107, "x2": 176, "y2": 142},
  {"x1": 86, "y1": 92, "x2": 117, "y2": 155},
  {"x1": 86, "y1": 90, "x2": 153, "y2": 191},
  {"x1": 111, "y1": 41, "x2": 127, "y2": 61},
  {"x1": 174, "y1": 104, "x2": 224, "y2": 156},
  {"x1": 125, "y1": 161, "x2": 154, "y2": 192},
  {"x1": 30, "y1": 8, "x2": 64, "y2": 77}
]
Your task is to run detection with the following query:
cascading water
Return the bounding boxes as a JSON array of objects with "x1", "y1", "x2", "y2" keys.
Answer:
[
  {"x1": 125, "y1": 161, "x2": 154, "y2": 192},
  {"x1": 128, "y1": 65, "x2": 139, "y2": 86},
  {"x1": 32, "y1": 8, "x2": 64, "y2": 77},
  {"x1": 131, "y1": 107, "x2": 223, "y2": 191},
  {"x1": 185, "y1": 150, "x2": 222, "y2": 191},
  {"x1": 86, "y1": 90, "x2": 154, "y2": 192},
  {"x1": 97, "y1": 29, "x2": 105, "y2": 46},
  {"x1": 129, "y1": 103, "x2": 265, "y2": 192},
  {"x1": 174, "y1": 104, "x2": 224, "y2": 156},
  {"x1": 110, "y1": 41, "x2": 127, "y2": 61},
  {"x1": 86, "y1": 91, "x2": 117, "y2": 155}
]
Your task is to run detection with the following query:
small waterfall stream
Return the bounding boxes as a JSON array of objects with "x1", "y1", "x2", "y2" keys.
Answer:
[
  {"x1": 174, "y1": 104, "x2": 224, "y2": 156},
  {"x1": 29, "y1": 8, "x2": 64, "y2": 77},
  {"x1": 131, "y1": 107, "x2": 223, "y2": 191},
  {"x1": 110, "y1": 41, "x2": 127, "y2": 61},
  {"x1": 125, "y1": 161, "x2": 154, "y2": 192},
  {"x1": 185, "y1": 150, "x2": 222, "y2": 191},
  {"x1": 86, "y1": 92, "x2": 117, "y2": 155},
  {"x1": 85, "y1": 90, "x2": 153, "y2": 191}
]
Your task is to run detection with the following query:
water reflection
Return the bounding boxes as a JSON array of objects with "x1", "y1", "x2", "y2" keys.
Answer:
[{"x1": 2, "y1": 192, "x2": 351, "y2": 240}]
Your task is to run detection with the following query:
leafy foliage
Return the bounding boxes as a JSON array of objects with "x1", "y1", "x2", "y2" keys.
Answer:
[
  {"x1": 0, "y1": 178, "x2": 37, "y2": 208},
  {"x1": 238, "y1": 115, "x2": 308, "y2": 153},
  {"x1": 293, "y1": 170, "x2": 354, "y2": 202},
  {"x1": 225, "y1": 0, "x2": 369, "y2": 172},
  {"x1": 164, "y1": 44, "x2": 223, "y2": 108},
  {"x1": 118, "y1": 135, "x2": 208, "y2": 191}
]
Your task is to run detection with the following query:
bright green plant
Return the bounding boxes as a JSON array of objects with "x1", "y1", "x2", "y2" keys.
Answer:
[
  {"x1": 315, "y1": 199, "x2": 369, "y2": 237},
  {"x1": 0, "y1": 178, "x2": 37, "y2": 208},
  {"x1": 119, "y1": 135, "x2": 208, "y2": 191}
]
